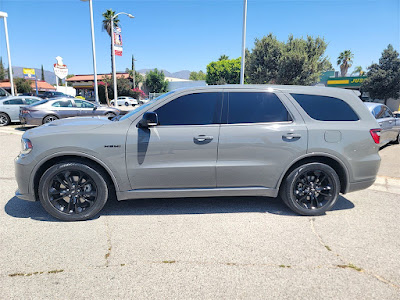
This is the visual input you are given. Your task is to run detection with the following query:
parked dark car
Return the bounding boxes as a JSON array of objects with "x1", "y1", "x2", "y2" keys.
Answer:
[
  {"x1": 19, "y1": 98, "x2": 121, "y2": 125},
  {"x1": 364, "y1": 102, "x2": 400, "y2": 146},
  {"x1": 39, "y1": 91, "x2": 72, "y2": 99}
]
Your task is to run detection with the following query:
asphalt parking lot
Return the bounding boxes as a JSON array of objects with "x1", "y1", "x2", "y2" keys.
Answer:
[{"x1": 0, "y1": 126, "x2": 399, "y2": 299}]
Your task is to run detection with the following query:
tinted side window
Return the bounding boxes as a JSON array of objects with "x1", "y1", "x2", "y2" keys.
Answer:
[
  {"x1": 52, "y1": 100, "x2": 73, "y2": 107},
  {"x1": 291, "y1": 94, "x2": 359, "y2": 121},
  {"x1": 75, "y1": 100, "x2": 94, "y2": 108},
  {"x1": 374, "y1": 105, "x2": 386, "y2": 119},
  {"x1": 155, "y1": 93, "x2": 221, "y2": 126},
  {"x1": 5, "y1": 99, "x2": 24, "y2": 105},
  {"x1": 25, "y1": 98, "x2": 38, "y2": 105},
  {"x1": 227, "y1": 92, "x2": 291, "y2": 124}
]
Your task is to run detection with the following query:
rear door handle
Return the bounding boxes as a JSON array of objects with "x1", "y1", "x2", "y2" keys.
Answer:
[
  {"x1": 283, "y1": 133, "x2": 301, "y2": 140},
  {"x1": 194, "y1": 135, "x2": 213, "y2": 142}
]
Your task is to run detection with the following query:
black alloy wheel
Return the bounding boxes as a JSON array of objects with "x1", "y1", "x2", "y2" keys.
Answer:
[
  {"x1": 39, "y1": 162, "x2": 109, "y2": 221},
  {"x1": 280, "y1": 163, "x2": 340, "y2": 216}
]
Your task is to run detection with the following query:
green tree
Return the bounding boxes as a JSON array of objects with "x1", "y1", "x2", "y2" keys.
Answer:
[
  {"x1": 245, "y1": 33, "x2": 331, "y2": 85},
  {"x1": 337, "y1": 50, "x2": 354, "y2": 77},
  {"x1": 206, "y1": 58, "x2": 241, "y2": 85},
  {"x1": 125, "y1": 68, "x2": 143, "y2": 88},
  {"x1": 361, "y1": 45, "x2": 400, "y2": 105},
  {"x1": 66, "y1": 74, "x2": 74, "y2": 87},
  {"x1": 14, "y1": 78, "x2": 32, "y2": 94},
  {"x1": 102, "y1": 9, "x2": 120, "y2": 76},
  {"x1": 351, "y1": 66, "x2": 365, "y2": 76},
  {"x1": 218, "y1": 54, "x2": 229, "y2": 61},
  {"x1": 189, "y1": 70, "x2": 206, "y2": 81},
  {"x1": 145, "y1": 69, "x2": 169, "y2": 93},
  {"x1": 0, "y1": 57, "x2": 5, "y2": 80},
  {"x1": 41, "y1": 64, "x2": 45, "y2": 81}
]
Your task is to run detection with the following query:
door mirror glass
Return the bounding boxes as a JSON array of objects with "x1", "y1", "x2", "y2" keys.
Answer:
[{"x1": 138, "y1": 111, "x2": 159, "y2": 128}]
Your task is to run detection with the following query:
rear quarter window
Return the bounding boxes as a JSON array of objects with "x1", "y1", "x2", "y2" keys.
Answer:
[{"x1": 290, "y1": 94, "x2": 359, "y2": 121}]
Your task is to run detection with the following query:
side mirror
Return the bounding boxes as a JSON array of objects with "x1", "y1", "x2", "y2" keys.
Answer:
[{"x1": 138, "y1": 111, "x2": 159, "y2": 128}]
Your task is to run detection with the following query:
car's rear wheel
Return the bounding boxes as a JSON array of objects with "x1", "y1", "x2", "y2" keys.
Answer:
[
  {"x1": 38, "y1": 162, "x2": 109, "y2": 221},
  {"x1": 43, "y1": 115, "x2": 59, "y2": 124},
  {"x1": 124, "y1": 102, "x2": 129, "y2": 106},
  {"x1": 395, "y1": 133, "x2": 400, "y2": 144},
  {"x1": 105, "y1": 112, "x2": 116, "y2": 119},
  {"x1": 0, "y1": 112, "x2": 10, "y2": 126},
  {"x1": 280, "y1": 163, "x2": 340, "y2": 216}
]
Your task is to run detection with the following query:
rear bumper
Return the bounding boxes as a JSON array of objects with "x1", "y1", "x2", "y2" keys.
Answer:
[
  {"x1": 345, "y1": 178, "x2": 376, "y2": 194},
  {"x1": 19, "y1": 115, "x2": 42, "y2": 126}
]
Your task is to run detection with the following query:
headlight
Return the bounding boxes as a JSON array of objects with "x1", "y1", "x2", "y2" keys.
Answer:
[{"x1": 21, "y1": 138, "x2": 33, "y2": 155}]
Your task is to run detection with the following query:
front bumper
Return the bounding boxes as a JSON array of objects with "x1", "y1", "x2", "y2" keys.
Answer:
[{"x1": 15, "y1": 155, "x2": 37, "y2": 201}]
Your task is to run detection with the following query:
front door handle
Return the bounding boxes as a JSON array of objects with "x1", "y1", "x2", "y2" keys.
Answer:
[
  {"x1": 283, "y1": 133, "x2": 301, "y2": 140},
  {"x1": 194, "y1": 135, "x2": 213, "y2": 142}
]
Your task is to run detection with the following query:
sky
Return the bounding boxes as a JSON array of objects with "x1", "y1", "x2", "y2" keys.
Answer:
[{"x1": 0, "y1": 0, "x2": 399, "y2": 76}]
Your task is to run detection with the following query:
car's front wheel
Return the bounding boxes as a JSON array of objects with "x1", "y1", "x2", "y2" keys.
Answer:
[
  {"x1": 38, "y1": 161, "x2": 109, "y2": 221},
  {"x1": 280, "y1": 163, "x2": 340, "y2": 216}
]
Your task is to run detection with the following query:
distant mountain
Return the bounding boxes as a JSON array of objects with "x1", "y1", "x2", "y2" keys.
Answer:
[
  {"x1": 10, "y1": 66, "x2": 58, "y2": 85},
  {"x1": 137, "y1": 69, "x2": 192, "y2": 80}
]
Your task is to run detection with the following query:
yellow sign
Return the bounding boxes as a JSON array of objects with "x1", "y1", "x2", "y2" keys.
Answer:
[
  {"x1": 23, "y1": 68, "x2": 36, "y2": 79},
  {"x1": 327, "y1": 79, "x2": 349, "y2": 85},
  {"x1": 23, "y1": 68, "x2": 35, "y2": 75}
]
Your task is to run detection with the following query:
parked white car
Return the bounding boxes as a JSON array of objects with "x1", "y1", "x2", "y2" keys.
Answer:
[
  {"x1": 110, "y1": 96, "x2": 138, "y2": 107},
  {"x1": 0, "y1": 96, "x2": 42, "y2": 126}
]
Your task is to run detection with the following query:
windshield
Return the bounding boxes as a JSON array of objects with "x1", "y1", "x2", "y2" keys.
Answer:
[
  {"x1": 29, "y1": 99, "x2": 49, "y2": 106},
  {"x1": 119, "y1": 91, "x2": 176, "y2": 121}
]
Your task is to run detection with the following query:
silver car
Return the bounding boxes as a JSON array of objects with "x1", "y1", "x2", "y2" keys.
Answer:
[
  {"x1": 15, "y1": 85, "x2": 381, "y2": 221},
  {"x1": 364, "y1": 102, "x2": 400, "y2": 146},
  {"x1": 0, "y1": 96, "x2": 42, "y2": 126},
  {"x1": 19, "y1": 98, "x2": 121, "y2": 125}
]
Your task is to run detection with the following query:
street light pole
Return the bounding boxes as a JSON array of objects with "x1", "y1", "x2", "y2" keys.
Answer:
[
  {"x1": 81, "y1": 0, "x2": 99, "y2": 104},
  {"x1": 240, "y1": 0, "x2": 247, "y2": 85},
  {"x1": 110, "y1": 12, "x2": 134, "y2": 103},
  {"x1": 0, "y1": 12, "x2": 14, "y2": 96}
]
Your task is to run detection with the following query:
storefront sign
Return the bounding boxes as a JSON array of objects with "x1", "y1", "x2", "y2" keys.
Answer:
[
  {"x1": 53, "y1": 56, "x2": 68, "y2": 79},
  {"x1": 23, "y1": 68, "x2": 36, "y2": 79}
]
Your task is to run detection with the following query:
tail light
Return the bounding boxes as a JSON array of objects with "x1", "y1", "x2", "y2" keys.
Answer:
[
  {"x1": 370, "y1": 129, "x2": 381, "y2": 144},
  {"x1": 20, "y1": 109, "x2": 30, "y2": 114}
]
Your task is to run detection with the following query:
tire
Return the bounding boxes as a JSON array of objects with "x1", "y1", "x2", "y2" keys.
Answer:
[
  {"x1": 0, "y1": 112, "x2": 10, "y2": 126},
  {"x1": 106, "y1": 112, "x2": 116, "y2": 119},
  {"x1": 280, "y1": 163, "x2": 340, "y2": 216},
  {"x1": 394, "y1": 133, "x2": 400, "y2": 144},
  {"x1": 43, "y1": 115, "x2": 59, "y2": 124},
  {"x1": 38, "y1": 161, "x2": 109, "y2": 221},
  {"x1": 124, "y1": 102, "x2": 129, "y2": 106}
]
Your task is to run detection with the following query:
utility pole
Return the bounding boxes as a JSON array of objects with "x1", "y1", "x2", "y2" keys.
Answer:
[
  {"x1": 240, "y1": 0, "x2": 248, "y2": 85},
  {"x1": 132, "y1": 55, "x2": 137, "y2": 88}
]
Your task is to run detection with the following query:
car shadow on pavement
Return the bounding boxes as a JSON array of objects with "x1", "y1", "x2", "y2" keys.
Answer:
[{"x1": 4, "y1": 194, "x2": 355, "y2": 222}]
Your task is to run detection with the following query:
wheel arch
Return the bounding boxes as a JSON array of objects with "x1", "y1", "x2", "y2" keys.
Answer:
[
  {"x1": 277, "y1": 154, "x2": 349, "y2": 194},
  {"x1": 32, "y1": 154, "x2": 117, "y2": 201}
]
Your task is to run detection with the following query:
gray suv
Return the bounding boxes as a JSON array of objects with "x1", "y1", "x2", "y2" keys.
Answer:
[{"x1": 15, "y1": 85, "x2": 381, "y2": 221}]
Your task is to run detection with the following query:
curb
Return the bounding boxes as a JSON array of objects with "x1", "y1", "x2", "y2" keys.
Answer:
[{"x1": 369, "y1": 175, "x2": 400, "y2": 194}]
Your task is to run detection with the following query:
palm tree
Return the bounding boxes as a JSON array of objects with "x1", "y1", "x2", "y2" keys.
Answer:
[
  {"x1": 337, "y1": 50, "x2": 354, "y2": 77},
  {"x1": 351, "y1": 66, "x2": 365, "y2": 76},
  {"x1": 218, "y1": 54, "x2": 229, "y2": 61},
  {"x1": 102, "y1": 9, "x2": 120, "y2": 75}
]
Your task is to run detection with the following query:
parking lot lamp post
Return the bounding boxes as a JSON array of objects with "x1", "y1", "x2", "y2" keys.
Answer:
[
  {"x1": 80, "y1": 0, "x2": 100, "y2": 104},
  {"x1": 240, "y1": 0, "x2": 247, "y2": 85},
  {"x1": 0, "y1": 11, "x2": 14, "y2": 96},
  {"x1": 111, "y1": 12, "x2": 134, "y2": 102}
]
